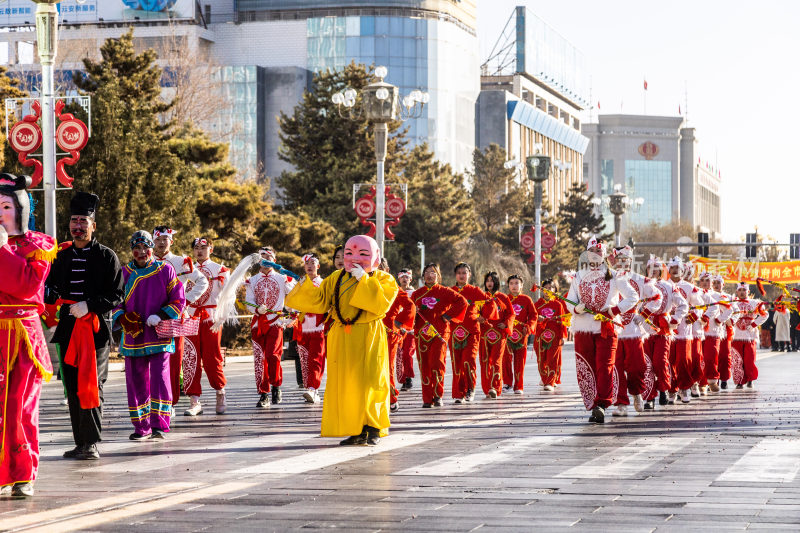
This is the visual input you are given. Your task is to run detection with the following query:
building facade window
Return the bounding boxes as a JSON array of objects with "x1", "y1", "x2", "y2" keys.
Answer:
[{"x1": 624, "y1": 159, "x2": 672, "y2": 226}]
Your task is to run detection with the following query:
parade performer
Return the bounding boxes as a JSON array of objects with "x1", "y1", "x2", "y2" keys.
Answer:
[
  {"x1": 730, "y1": 283, "x2": 767, "y2": 389},
  {"x1": 503, "y1": 274, "x2": 537, "y2": 394},
  {"x1": 712, "y1": 275, "x2": 734, "y2": 389},
  {"x1": 246, "y1": 247, "x2": 296, "y2": 407},
  {"x1": 566, "y1": 238, "x2": 637, "y2": 423},
  {"x1": 667, "y1": 256, "x2": 701, "y2": 404},
  {"x1": 396, "y1": 269, "x2": 417, "y2": 391},
  {"x1": 684, "y1": 263, "x2": 710, "y2": 397},
  {"x1": 183, "y1": 237, "x2": 228, "y2": 416},
  {"x1": 0, "y1": 174, "x2": 56, "y2": 497},
  {"x1": 285, "y1": 235, "x2": 397, "y2": 445},
  {"x1": 641, "y1": 256, "x2": 688, "y2": 409},
  {"x1": 112, "y1": 231, "x2": 185, "y2": 440},
  {"x1": 479, "y1": 272, "x2": 514, "y2": 399},
  {"x1": 296, "y1": 254, "x2": 326, "y2": 404},
  {"x1": 609, "y1": 246, "x2": 662, "y2": 415},
  {"x1": 698, "y1": 272, "x2": 730, "y2": 393},
  {"x1": 381, "y1": 259, "x2": 415, "y2": 412},
  {"x1": 450, "y1": 263, "x2": 497, "y2": 403},
  {"x1": 533, "y1": 278, "x2": 568, "y2": 391},
  {"x1": 152, "y1": 226, "x2": 209, "y2": 412},
  {"x1": 46, "y1": 192, "x2": 123, "y2": 460},
  {"x1": 774, "y1": 301, "x2": 791, "y2": 352},
  {"x1": 412, "y1": 264, "x2": 468, "y2": 407}
]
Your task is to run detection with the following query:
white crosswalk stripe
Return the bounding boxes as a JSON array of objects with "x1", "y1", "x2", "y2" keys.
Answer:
[
  {"x1": 393, "y1": 435, "x2": 568, "y2": 476},
  {"x1": 38, "y1": 432, "x2": 205, "y2": 459},
  {"x1": 78, "y1": 432, "x2": 320, "y2": 473},
  {"x1": 556, "y1": 437, "x2": 696, "y2": 479},
  {"x1": 232, "y1": 432, "x2": 444, "y2": 475},
  {"x1": 716, "y1": 438, "x2": 800, "y2": 483}
]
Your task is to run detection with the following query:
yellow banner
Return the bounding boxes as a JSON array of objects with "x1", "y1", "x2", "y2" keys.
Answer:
[{"x1": 689, "y1": 256, "x2": 800, "y2": 284}]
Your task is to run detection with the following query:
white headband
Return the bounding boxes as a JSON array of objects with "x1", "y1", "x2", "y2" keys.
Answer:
[
  {"x1": 667, "y1": 256, "x2": 683, "y2": 269},
  {"x1": 153, "y1": 228, "x2": 177, "y2": 240},
  {"x1": 302, "y1": 253, "x2": 319, "y2": 266}
]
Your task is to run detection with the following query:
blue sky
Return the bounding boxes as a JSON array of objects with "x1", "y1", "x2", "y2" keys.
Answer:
[{"x1": 478, "y1": 0, "x2": 799, "y2": 242}]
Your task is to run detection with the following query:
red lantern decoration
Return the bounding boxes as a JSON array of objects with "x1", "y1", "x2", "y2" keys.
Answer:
[
  {"x1": 55, "y1": 100, "x2": 90, "y2": 187},
  {"x1": 8, "y1": 101, "x2": 43, "y2": 186}
]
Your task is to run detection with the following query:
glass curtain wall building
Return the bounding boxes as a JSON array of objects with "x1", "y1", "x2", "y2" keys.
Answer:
[{"x1": 305, "y1": 9, "x2": 478, "y2": 170}]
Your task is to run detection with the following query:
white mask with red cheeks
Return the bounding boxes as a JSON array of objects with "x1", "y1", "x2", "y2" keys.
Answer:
[
  {"x1": 0, "y1": 194, "x2": 19, "y2": 235},
  {"x1": 343, "y1": 235, "x2": 380, "y2": 273}
]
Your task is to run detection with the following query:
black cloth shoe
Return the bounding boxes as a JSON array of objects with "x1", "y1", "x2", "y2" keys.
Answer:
[
  {"x1": 63, "y1": 446, "x2": 82, "y2": 459},
  {"x1": 643, "y1": 400, "x2": 654, "y2": 410},
  {"x1": 590, "y1": 406, "x2": 605, "y2": 424},
  {"x1": 432, "y1": 397, "x2": 443, "y2": 407},
  {"x1": 422, "y1": 402, "x2": 432, "y2": 408},
  {"x1": 130, "y1": 432, "x2": 151, "y2": 441},
  {"x1": 390, "y1": 402, "x2": 398, "y2": 413},
  {"x1": 76, "y1": 444, "x2": 100, "y2": 460},
  {"x1": 658, "y1": 391, "x2": 668, "y2": 405},
  {"x1": 340, "y1": 428, "x2": 368, "y2": 446},
  {"x1": 365, "y1": 426, "x2": 381, "y2": 446},
  {"x1": 272, "y1": 387, "x2": 282, "y2": 405},
  {"x1": 401, "y1": 378, "x2": 413, "y2": 391},
  {"x1": 151, "y1": 430, "x2": 166, "y2": 440},
  {"x1": 256, "y1": 393, "x2": 270, "y2": 408},
  {"x1": 720, "y1": 380, "x2": 728, "y2": 389}
]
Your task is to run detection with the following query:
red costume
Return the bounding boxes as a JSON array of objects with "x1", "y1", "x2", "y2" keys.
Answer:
[
  {"x1": 383, "y1": 288, "x2": 415, "y2": 404},
  {"x1": 642, "y1": 277, "x2": 687, "y2": 403},
  {"x1": 479, "y1": 292, "x2": 514, "y2": 396},
  {"x1": 534, "y1": 296, "x2": 567, "y2": 387},
  {"x1": 411, "y1": 284, "x2": 467, "y2": 404},
  {"x1": 503, "y1": 293, "x2": 537, "y2": 392},
  {"x1": 449, "y1": 284, "x2": 497, "y2": 400},
  {"x1": 731, "y1": 298, "x2": 768, "y2": 385},
  {"x1": 0, "y1": 230, "x2": 56, "y2": 490}
]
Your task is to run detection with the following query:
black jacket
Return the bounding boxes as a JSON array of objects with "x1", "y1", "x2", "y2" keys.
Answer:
[{"x1": 45, "y1": 239, "x2": 124, "y2": 347}]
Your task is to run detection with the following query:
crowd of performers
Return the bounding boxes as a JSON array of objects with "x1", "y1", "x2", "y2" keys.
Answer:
[{"x1": 0, "y1": 179, "x2": 772, "y2": 497}]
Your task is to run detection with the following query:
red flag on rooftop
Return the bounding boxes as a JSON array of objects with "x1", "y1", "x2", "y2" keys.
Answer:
[
  {"x1": 597, "y1": 101, "x2": 601, "y2": 109},
  {"x1": 643, "y1": 79, "x2": 648, "y2": 90}
]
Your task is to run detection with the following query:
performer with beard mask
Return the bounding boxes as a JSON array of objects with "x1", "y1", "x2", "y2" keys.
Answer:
[{"x1": 45, "y1": 192, "x2": 124, "y2": 460}]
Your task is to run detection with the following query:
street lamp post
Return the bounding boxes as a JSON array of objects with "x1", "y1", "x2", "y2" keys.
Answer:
[
  {"x1": 592, "y1": 183, "x2": 644, "y2": 247},
  {"x1": 525, "y1": 152, "x2": 551, "y2": 295},
  {"x1": 333, "y1": 66, "x2": 428, "y2": 256},
  {"x1": 33, "y1": 0, "x2": 60, "y2": 238}
]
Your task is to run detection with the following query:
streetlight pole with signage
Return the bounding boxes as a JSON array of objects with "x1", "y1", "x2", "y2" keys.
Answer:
[
  {"x1": 526, "y1": 152, "x2": 551, "y2": 294},
  {"x1": 33, "y1": 0, "x2": 60, "y2": 238},
  {"x1": 332, "y1": 66, "x2": 428, "y2": 256}
]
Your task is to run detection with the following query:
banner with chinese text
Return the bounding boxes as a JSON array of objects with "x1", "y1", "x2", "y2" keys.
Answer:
[{"x1": 689, "y1": 256, "x2": 800, "y2": 284}]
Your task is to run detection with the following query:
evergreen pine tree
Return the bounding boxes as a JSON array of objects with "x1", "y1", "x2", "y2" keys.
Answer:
[{"x1": 0, "y1": 65, "x2": 28, "y2": 171}]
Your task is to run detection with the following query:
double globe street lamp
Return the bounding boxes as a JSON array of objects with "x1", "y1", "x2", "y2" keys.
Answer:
[
  {"x1": 591, "y1": 183, "x2": 644, "y2": 247},
  {"x1": 332, "y1": 66, "x2": 428, "y2": 255}
]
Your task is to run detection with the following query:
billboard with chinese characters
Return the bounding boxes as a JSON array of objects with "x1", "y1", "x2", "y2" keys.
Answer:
[{"x1": 0, "y1": 1, "x2": 195, "y2": 27}]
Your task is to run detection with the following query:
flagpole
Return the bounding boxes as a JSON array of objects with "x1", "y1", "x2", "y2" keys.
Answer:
[{"x1": 643, "y1": 76, "x2": 647, "y2": 115}]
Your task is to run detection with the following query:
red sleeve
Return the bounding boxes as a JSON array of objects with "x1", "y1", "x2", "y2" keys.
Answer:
[
  {"x1": 441, "y1": 286, "x2": 468, "y2": 323},
  {"x1": 394, "y1": 290, "x2": 416, "y2": 330},
  {"x1": 525, "y1": 296, "x2": 538, "y2": 332},
  {"x1": 0, "y1": 245, "x2": 49, "y2": 302}
]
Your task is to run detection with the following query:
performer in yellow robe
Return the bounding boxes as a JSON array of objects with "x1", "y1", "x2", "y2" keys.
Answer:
[{"x1": 286, "y1": 235, "x2": 398, "y2": 445}]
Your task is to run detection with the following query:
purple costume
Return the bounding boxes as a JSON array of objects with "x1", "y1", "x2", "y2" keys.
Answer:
[{"x1": 112, "y1": 260, "x2": 185, "y2": 435}]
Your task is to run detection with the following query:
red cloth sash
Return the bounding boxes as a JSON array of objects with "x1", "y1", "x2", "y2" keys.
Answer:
[{"x1": 59, "y1": 299, "x2": 101, "y2": 409}]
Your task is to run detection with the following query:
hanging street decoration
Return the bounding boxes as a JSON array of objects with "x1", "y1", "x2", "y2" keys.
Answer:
[
  {"x1": 7, "y1": 101, "x2": 44, "y2": 186},
  {"x1": 353, "y1": 183, "x2": 408, "y2": 241}
]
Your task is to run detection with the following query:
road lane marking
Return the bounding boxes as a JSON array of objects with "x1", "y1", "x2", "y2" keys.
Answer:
[
  {"x1": 393, "y1": 435, "x2": 568, "y2": 476},
  {"x1": 556, "y1": 437, "x2": 696, "y2": 479},
  {"x1": 232, "y1": 432, "x2": 444, "y2": 475},
  {"x1": 78, "y1": 433, "x2": 319, "y2": 473},
  {"x1": 716, "y1": 438, "x2": 800, "y2": 483}
]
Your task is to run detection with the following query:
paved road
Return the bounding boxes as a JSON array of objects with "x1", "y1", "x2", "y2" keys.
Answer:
[{"x1": 2, "y1": 344, "x2": 799, "y2": 532}]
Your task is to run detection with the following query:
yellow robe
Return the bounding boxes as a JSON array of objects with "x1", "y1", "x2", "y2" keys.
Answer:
[{"x1": 286, "y1": 269, "x2": 398, "y2": 437}]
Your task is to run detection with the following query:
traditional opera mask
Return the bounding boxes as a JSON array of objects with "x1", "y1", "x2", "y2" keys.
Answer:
[
  {"x1": 343, "y1": 235, "x2": 380, "y2": 273},
  {"x1": 0, "y1": 173, "x2": 32, "y2": 236}
]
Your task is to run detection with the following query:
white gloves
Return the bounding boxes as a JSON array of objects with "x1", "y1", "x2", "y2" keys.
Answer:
[
  {"x1": 350, "y1": 263, "x2": 366, "y2": 281},
  {"x1": 574, "y1": 303, "x2": 586, "y2": 315},
  {"x1": 257, "y1": 304, "x2": 269, "y2": 315},
  {"x1": 632, "y1": 315, "x2": 644, "y2": 326},
  {"x1": 70, "y1": 301, "x2": 89, "y2": 318},
  {"x1": 0, "y1": 225, "x2": 7, "y2": 248},
  {"x1": 146, "y1": 315, "x2": 162, "y2": 327}
]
